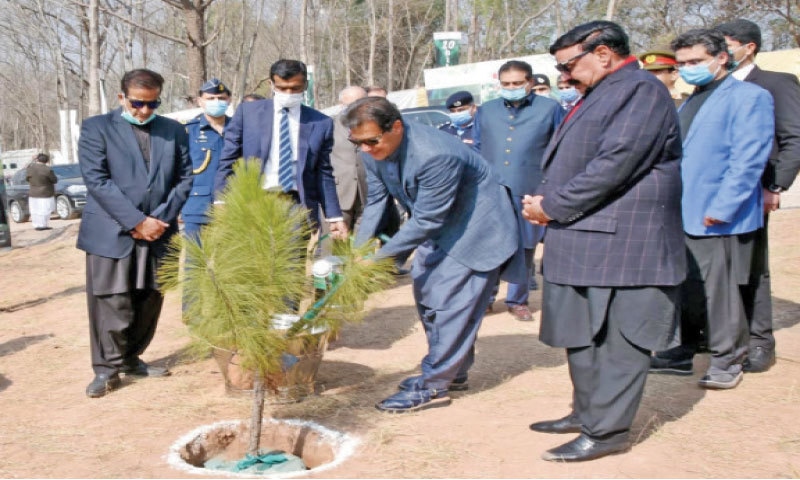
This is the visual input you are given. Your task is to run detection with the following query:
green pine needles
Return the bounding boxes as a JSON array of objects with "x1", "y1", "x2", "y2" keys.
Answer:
[{"x1": 158, "y1": 159, "x2": 395, "y2": 378}]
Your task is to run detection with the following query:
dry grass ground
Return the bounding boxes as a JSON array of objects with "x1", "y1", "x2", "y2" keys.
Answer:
[{"x1": 0, "y1": 211, "x2": 799, "y2": 478}]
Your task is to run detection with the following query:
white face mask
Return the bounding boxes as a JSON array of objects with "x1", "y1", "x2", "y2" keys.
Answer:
[{"x1": 273, "y1": 91, "x2": 304, "y2": 109}]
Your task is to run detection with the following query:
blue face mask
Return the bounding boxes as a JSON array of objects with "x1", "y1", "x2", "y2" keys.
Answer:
[
  {"x1": 204, "y1": 99, "x2": 229, "y2": 117},
  {"x1": 121, "y1": 110, "x2": 156, "y2": 126},
  {"x1": 448, "y1": 110, "x2": 473, "y2": 127},
  {"x1": 679, "y1": 60, "x2": 720, "y2": 86},
  {"x1": 728, "y1": 45, "x2": 746, "y2": 70},
  {"x1": 559, "y1": 87, "x2": 580, "y2": 103},
  {"x1": 499, "y1": 86, "x2": 528, "y2": 102}
]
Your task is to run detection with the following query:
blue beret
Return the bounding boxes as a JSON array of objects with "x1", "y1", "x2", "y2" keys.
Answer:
[
  {"x1": 199, "y1": 78, "x2": 231, "y2": 96},
  {"x1": 445, "y1": 90, "x2": 474, "y2": 109}
]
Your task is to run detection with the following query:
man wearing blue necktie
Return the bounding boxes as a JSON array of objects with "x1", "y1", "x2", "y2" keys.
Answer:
[{"x1": 215, "y1": 59, "x2": 347, "y2": 239}]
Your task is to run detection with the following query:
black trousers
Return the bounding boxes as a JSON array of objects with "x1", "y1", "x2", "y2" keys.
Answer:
[
  {"x1": 86, "y1": 251, "x2": 164, "y2": 376},
  {"x1": 546, "y1": 283, "x2": 678, "y2": 438},
  {"x1": 740, "y1": 216, "x2": 774, "y2": 349}
]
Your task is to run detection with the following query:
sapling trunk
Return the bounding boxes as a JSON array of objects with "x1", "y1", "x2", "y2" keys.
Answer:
[{"x1": 248, "y1": 372, "x2": 266, "y2": 456}]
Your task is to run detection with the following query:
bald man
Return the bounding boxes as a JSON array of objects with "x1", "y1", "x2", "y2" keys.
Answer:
[{"x1": 330, "y1": 86, "x2": 369, "y2": 229}]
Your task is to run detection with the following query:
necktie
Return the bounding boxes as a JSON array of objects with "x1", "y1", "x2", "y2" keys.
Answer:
[{"x1": 278, "y1": 107, "x2": 295, "y2": 191}]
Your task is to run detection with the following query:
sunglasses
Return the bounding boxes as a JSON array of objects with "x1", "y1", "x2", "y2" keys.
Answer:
[
  {"x1": 555, "y1": 50, "x2": 591, "y2": 73},
  {"x1": 347, "y1": 133, "x2": 384, "y2": 147},
  {"x1": 126, "y1": 97, "x2": 162, "y2": 109}
]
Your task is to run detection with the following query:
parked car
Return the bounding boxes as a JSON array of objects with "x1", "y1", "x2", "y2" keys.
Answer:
[
  {"x1": 400, "y1": 106, "x2": 451, "y2": 129},
  {"x1": 5, "y1": 164, "x2": 87, "y2": 223}
]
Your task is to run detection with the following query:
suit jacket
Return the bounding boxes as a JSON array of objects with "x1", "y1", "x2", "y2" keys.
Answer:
[
  {"x1": 356, "y1": 121, "x2": 525, "y2": 281},
  {"x1": 479, "y1": 93, "x2": 564, "y2": 199},
  {"x1": 330, "y1": 114, "x2": 367, "y2": 212},
  {"x1": 76, "y1": 108, "x2": 193, "y2": 259},
  {"x1": 538, "y1": 61, "x2": 686, "y2": 288},
  {"x1": 744, "y1": 65, "x2": 800, "y2": 190},
  {"x1": 26, "y1": 162, "x2": 57, "y2": 198},
  {"x1": 213, "y1": 99, "x2": 342, "y2": 225},
  {"x1": 680, "y1": 75, "x2": 774, "y2": 236}
]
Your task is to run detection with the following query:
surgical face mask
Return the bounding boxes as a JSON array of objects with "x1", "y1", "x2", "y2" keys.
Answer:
[
  {"x1": 728, "y1": 45, "x2": 747, "y2": 70},
  {"x1": 499, "y1": 86, "x2": 528, "y2": 102},
  {"x1": 559, "y1": 87, "x2": 580, "y2": 103},
  {"x1": 679, "y1": 59, "x2": 720, "y2": 86},
  {"x1": 121, "y1": 109, "x2": 156, "y2": 126},
  {"x1": 448, "y1": 110, "x2": 473, "y2": 127},
  {"x1": 203, "y1": 99, "x2": 229, "y2": 117},
  {"x1": 273, "y1": 91, "x2": 304, "y2": 109}
]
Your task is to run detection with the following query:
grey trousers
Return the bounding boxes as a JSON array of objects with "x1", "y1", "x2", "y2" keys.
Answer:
[{"x1": 684, "y1": 234, "x2": 754, "y2": 374}]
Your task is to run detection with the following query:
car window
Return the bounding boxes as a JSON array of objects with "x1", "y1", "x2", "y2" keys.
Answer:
[
  {"x1": 52, "y1": 164, "x2": 83, "y2": 179},
  {"x1": 11, "y1": 169, "x2": 28, "y2": 186},
  {"x1": 401, "y1": 110, "x2": 451, "y2": 129}
]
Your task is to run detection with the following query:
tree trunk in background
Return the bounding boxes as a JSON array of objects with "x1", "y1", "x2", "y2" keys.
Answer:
[
  {"x1": 366, "y1": 0, "x2": 377, "y2": 86},
  {"x1": 182, "y1": 1, "x2": 208, "y2": 95},
  {"x1": 387, "y1": 0, "x2": 394, "y2": 91},
  {"x1": 87, "y1": 0, "x2": 101, "y2": 116}
]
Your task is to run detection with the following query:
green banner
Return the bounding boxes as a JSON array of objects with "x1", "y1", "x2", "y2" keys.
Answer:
[{"x1": 434, "y1": 32, "x2": 463, "y2": 67}]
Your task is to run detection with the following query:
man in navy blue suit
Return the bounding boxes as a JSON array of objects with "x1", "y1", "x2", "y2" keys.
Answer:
[
  {"x1": 346, "y1": 97, "x2": 525, "y2": 413},
  {"x1": 214, "y1": 59, "x2": 347, "y2": 238},
  {"x1": 523, "y1": 21, "x2": 686, "y2": 462},
  {"x1": 78, "y1": 69, "x2": 193, "y2": 398}
]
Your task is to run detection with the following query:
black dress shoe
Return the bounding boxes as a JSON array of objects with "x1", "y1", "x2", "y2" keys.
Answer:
[
  {"x1": 530, "y1": 413, "x2": 581, "y2": 434},
  {"x1": 743, "y1": 346, "x2": 776, "y2": 373},
  {"x1": 121, "y1": 359, "x2": 170, "y2": 377},
  {"x1": 86, "y1": 373, "x2": 121, "y2": 398},
  {"x1": 542, "y1": 433, "x2": 631, "y2": 462}
]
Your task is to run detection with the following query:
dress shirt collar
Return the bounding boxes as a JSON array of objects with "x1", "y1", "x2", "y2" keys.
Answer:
[{"x1": 732, "y1": 63, "x2": 755, "y2": 81}]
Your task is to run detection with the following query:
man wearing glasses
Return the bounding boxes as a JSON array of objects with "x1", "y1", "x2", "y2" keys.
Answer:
[
  {"x1": 522, "y1": 21, "x2": 685, "y2": 461},
  {"x1": 77, "y1": 68, "x2": 193, "y2": 398},
  {"x1": 344, "y1": 97, "x2": 525, "y2": 413}
]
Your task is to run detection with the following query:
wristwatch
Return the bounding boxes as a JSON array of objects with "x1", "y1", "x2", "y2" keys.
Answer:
[{"x1": 767, "y1": 184, "x2": 785, "y2": 194}]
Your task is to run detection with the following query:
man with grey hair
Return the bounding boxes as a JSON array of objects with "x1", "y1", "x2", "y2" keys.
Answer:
[{"x1": 345, "y1": 96, "x2": 525, "y2": 413}]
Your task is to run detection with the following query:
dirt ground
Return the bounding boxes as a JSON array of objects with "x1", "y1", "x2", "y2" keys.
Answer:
[{"x1": 1, "y1": 210, "x2": 799, "y2": 479}]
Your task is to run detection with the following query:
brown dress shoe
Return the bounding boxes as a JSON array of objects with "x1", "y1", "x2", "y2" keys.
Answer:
[{"x1": 508, "y1": 304, "x2": 533, "y2": 321}]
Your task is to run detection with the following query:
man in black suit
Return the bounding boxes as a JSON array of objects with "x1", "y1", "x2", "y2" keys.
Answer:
[
  {"x1": 715, "y1": 19, "x2": 800, "y2": 373},
  {"x1": 522, "y1": 21, "x2": 686, "y2": 462},
  {"x1": 77, "y1": 69, "x2": 193, "y2": 398}
]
